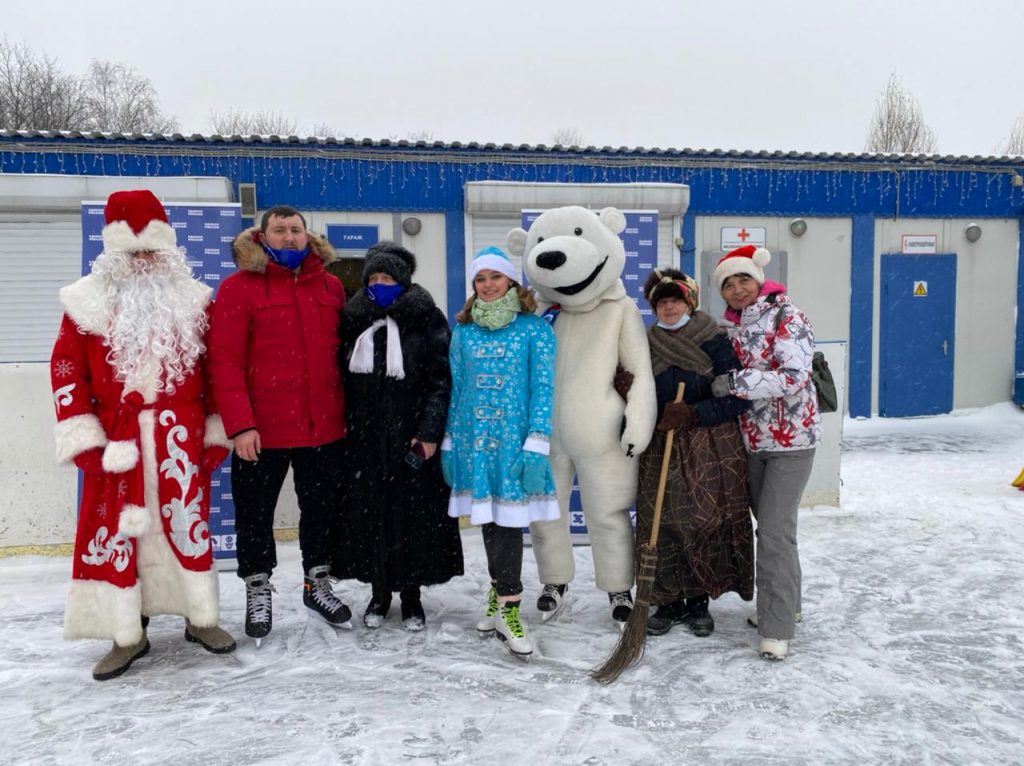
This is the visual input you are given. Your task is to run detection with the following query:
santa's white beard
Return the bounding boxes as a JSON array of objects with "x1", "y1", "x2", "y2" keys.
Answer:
[{"x1": 92, "y1": 249, "x2": 207, "y2": 394}]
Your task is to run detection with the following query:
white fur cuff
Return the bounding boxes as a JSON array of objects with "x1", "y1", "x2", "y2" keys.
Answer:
[
  {"x1": 118, "y1": 504, "x2": 151, "y2": 537},
  {"x1": 204, "y1": 414, "x2": 230, "y2": 449},
  {"x1": 103, "y1": 440, "x2": 140, "y2": 473},
  {"x1": 102, "y1": 219, "x2": 177, "y2": 254},
  {"x1": 54, "y1": 413, "x2": 107, "y2": 464},
  {"x1": 522, "y1": 435, "x2": 551, "y2": 455}
]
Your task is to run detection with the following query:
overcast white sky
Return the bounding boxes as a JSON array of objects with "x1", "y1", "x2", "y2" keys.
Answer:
[{"x1": 5, "y1": 0, "x2": 1023, "y2": 155}]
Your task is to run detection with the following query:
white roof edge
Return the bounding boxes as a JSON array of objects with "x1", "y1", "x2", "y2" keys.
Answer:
[
  {"x1": 0, "y1": 174, "x2": 234, "y2": 212},
  {"x1": 465, "y1": 181, "x2": 690, "y2": 215}
]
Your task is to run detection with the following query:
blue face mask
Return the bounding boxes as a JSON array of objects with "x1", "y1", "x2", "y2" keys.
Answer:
[
  {"x1": 657, "y1": 313, "x2": 691, "y2": 331},
  {"x1": 367, "y1": 282, "x2": 405, "y2": 308},
  {"x1": 262, "y1": 243, "x2": 309, "y2": 271}
]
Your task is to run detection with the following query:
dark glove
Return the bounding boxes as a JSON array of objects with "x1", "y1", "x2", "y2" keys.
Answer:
[
  {"x1": 656, "y1": 402, "x2": 699, "y2": 432},
  {"x1": 510, "y1": 451, "x2": 553, "y2": 495},
  {"x1": 441, "y1": 449, "x2": 454, "y2": 487},
  {"x1": 201, "y1": 446, "x2": 231, "y2": 474},
  {"x1": 710, "y1": 373, "x2": 733, "y2": 398},
  {"x1": 73, "y1": 447, "x2": 104, "y2": 473},
  {"x1": 612, "y1": 365, "x2": 634, "y2": 400}
]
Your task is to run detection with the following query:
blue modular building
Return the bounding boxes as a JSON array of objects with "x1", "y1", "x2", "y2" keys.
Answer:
[{"x1": 1, "y1": 129, "x2": 1023, "y2": 419}]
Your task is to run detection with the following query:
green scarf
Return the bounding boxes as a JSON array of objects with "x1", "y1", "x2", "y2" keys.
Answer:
[{"x1": 471, "y1": 289, "x2": 521, "y2": 330}]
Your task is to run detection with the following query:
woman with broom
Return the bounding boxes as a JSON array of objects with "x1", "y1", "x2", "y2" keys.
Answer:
[{"x1": 637, "y1": 269, "x2": 754, "y2": 639}]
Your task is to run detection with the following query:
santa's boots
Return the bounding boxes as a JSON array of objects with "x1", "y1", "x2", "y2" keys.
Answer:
[
  {"x1": 495, "y1": 600, "x2": 532, "y2": 660},
  {"x1": 184, "y1": 620, "x2": 237, "y2": 654},
  {"x1": 536, "y1": 583, "x2": 568, "y2": 622},
  {"x1": 92, "y1": 635, "x2": 150, "y2": 681},
  {"x1": 244, "y1": 573, "x2": 274, "y2": 644},
  {"x1": 303, "y1": 565, "x2": 352, "y2": 627},
  {"x1": 477, "y1": 585, "x2": 499, "y2": 636}
]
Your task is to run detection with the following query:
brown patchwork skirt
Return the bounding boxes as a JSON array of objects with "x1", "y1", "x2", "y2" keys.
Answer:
[{"x1": 636, "y1": 421, "x2": 754, "y2": 604}]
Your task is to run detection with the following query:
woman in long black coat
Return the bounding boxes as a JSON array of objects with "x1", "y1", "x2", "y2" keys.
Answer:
[{"x1": 336, "y1": 242, "x2": 464, "y2": 631}]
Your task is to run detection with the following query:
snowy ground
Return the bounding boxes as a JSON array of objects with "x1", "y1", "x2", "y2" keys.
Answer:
[{"x1": 3, "y1": 404, "x2": 1024, "y2": 765}]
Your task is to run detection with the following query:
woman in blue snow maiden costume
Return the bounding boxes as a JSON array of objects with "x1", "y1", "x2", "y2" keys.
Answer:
[{"x1": 441, "y1": 247, "x2": 559, "y2": 660}]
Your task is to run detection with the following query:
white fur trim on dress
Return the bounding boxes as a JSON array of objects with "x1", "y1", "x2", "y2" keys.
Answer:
[
  {"x1": 522, "y1": 435, "x2": 551, "y2": 455},
  {"x1": 102, "y1": 219, "x2": 178, "y2": 254},
  {"x1": 118, "y1": 504, "x2": 151, "y2": 537},
  {"x1": 203, "y1": 414, "x2": 230, "y2": 449},
  {"x1": 64, "y1": 579, "x2": 143, "y2": 646},
  {"x1": 54, "y1": 413, "x2": 107, "y2": 464},
  {"x1": 447, "y1": 493, "x2": 560, "y2": 528},
  {"x1": 103, "y1": 440, "x2": 140, "y2": 473},
  {"x1": 137, "y1": 504, "x2": 221, "y2": 627}
]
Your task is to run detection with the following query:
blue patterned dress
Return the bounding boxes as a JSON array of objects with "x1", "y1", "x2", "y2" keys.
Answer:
[{"x1": 443, "y1": 313, "x2": 559, "y2": 527}]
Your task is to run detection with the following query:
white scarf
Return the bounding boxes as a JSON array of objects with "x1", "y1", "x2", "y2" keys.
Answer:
[{"x1": 348, "y1": 317, "x2": 405, "y2": 379}]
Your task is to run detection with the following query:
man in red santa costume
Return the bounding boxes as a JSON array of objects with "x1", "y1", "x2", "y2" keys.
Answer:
[{"x1": 50, "y1": 189, "x2": 236, "y2": 681}]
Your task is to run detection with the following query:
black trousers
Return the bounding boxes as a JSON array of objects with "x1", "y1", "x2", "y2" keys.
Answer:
[
  {"x1": 231, "y1": 439, "x2": 344, "y2": 579},
  {"x1": 481, "y1": 523, "x2": 524, "y2": 598}
]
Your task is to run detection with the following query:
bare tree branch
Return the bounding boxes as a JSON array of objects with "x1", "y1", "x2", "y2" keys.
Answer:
[
  {"x1": 0, "y1": 38, "x2": 88, "y2": 130},
  {"x1": 82, "y1": 60, "x2": 178, "y2": 133},
  {"x1": 865, "y1": 73, "x2": 938, "y2": 154},
  {"x1": 551, "y1": 127, "x2": 585, "y2": 147},
  {"x1": 1004, "y1": 114, "x2": 1024, "y2": 155},
  {"x1": 209, "y1": 109, "x2": 298, "y2": 136}
]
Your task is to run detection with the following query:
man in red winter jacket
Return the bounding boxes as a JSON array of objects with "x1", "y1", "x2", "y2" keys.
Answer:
[{"x1": 209, "y1": 205, "x2": 350, "y2": 643}]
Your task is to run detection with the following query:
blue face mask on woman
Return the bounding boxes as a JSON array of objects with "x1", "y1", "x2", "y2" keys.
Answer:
[
  {"x1": 262, "y1": 243, "x2": 308, "y2": 271},
  {"x1": 657, "y1": 313, "x2": 691, "y2": 331},
  {"x1": 367, "y1": 282, "x2": 405, "y2": 308}
]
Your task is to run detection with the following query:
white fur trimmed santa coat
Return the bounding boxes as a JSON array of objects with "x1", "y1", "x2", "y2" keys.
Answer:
[{"x1": 51, "y1": 274, "x2": 230, "y2": 646}]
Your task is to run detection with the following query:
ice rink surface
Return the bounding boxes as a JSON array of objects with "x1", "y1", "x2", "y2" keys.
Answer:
[{"x1": 2, "y1": 404, "x2": 1022, "y2": 765}]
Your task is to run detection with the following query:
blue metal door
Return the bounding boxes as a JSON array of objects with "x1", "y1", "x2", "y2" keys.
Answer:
[{"x1": 879, "y1": 254, "x2": 956, "y2": 417}]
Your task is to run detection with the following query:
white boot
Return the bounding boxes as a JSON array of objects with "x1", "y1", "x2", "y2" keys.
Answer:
[
  {"x1": 759, "y1": 637, "x2": 789, "y2": 661},
  {"x1": 495, "y1": 601, "x2": 532, "y2": 659},
  {"x1": 476, "y1": 585, "x2": 499, "y2": 635}
]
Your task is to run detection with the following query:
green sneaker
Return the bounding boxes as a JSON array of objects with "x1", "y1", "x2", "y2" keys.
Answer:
[{"x1": 476, "y1": 585, "x2": 499, "y2": 635}]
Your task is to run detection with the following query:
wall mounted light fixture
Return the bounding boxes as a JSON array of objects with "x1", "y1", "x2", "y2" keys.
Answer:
[
  {"x1": 964, "y1": 222, "x2": 982, "y2": 243},
  {"x1": 402, "y1": 216, "x2": 422, "y2": 236},
  {"x1": 789, "y1": 218, "x2": 808, "y2": 237}
]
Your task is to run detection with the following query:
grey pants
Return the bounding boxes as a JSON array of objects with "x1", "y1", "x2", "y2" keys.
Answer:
[{"x1": 748, "y1": 448, "x2": 815, "y2": 641}]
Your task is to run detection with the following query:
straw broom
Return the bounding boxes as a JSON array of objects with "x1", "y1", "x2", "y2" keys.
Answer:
[{"x1": 591, "y1": 382, "x2": 685, "y2": 684}]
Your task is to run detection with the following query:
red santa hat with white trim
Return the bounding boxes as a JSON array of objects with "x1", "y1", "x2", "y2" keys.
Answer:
[
  {"x1": 713, "y1": 244, "x2": 772, "y2": 292},
  {"x1": 101, "y1": 189, "x2": 177, "y2": 253}
]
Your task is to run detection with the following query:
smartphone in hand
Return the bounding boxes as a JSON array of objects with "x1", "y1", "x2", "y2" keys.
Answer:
[{"x1": 404, "y1": 442, "x2": 426, "y2": 470}]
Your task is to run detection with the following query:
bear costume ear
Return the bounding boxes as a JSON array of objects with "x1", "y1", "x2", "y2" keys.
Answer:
[
  {"x1": 598, "y1": 207, "x2": 626, "y2": 235},
  {"x1": 506, "y1": 227, "x2": 529, "y2": 257}
]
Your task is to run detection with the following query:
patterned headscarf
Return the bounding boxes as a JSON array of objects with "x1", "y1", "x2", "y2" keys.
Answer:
[{"x1": 643, "y1": 268, "x2": 700, "y2": 312}]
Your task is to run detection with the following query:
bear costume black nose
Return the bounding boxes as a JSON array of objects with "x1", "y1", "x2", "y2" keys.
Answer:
[{"x1": 536, "y1": 250, "x2": 567, "y2": 270}]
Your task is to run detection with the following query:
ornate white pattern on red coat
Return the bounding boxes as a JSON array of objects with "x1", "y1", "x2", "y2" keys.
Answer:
[
  {"x1": 53, "y1": 383, "x2": 75, "y2": 414},
  {"x1": 54, "y1": 359, "x2": 75, "y2": 378},
  {"x1": 81, "y1": 526, "x2": 133, "y2": 572},
  {"x1": 158, "y1": 410, "x2": 210, "y2": 558}
]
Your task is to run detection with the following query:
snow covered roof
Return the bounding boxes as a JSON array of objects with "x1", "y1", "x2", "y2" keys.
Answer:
[{"x1": 2, "y1": 128, "x2": 1021, "y2": 167}]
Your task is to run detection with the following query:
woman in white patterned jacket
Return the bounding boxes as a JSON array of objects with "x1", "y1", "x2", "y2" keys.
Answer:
[{"x1": 710, "y1": 244, "x2": 822, "y2": 663}]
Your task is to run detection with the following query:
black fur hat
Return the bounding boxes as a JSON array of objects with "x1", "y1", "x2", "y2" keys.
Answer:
[{"x1": 362, "y1": 241, "x2": 417, "y2": 287}]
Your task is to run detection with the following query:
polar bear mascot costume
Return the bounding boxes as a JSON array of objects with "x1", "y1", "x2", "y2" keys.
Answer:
[{"x1": 507, "y1": 205, "x2": 656, "y2": 625}]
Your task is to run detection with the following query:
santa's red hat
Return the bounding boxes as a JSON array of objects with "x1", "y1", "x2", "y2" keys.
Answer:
[
  {"x1": 101, "y1": 190, "x2": 177, "y2": 253},
  {"x1": 713, "y1": 244, "x2": 771, "y2": 292}
]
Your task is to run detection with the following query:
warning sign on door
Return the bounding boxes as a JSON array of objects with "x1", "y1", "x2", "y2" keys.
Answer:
[{"x1": 913, "y1": 281, "x2": 928, "y2": 297}]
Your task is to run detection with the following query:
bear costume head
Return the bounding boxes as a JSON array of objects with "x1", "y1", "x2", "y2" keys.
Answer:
[{"x1": 506, "y1": 205, "x2": 627, "y2": 309}]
